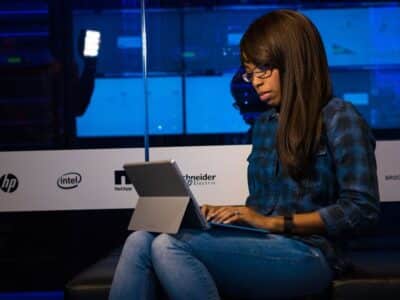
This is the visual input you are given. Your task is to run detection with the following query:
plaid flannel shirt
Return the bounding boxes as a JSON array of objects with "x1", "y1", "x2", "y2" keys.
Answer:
[{"x1": 246, "y1": 97, "x2": 380, "y2": 270}]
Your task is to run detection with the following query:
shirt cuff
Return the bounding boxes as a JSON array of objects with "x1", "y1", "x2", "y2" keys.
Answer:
[{"x1": 319, "y1": 204, "x2": 348, "y2": 236}]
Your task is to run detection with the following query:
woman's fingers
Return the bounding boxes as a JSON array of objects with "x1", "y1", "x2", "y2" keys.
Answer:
[
  {"x1": 206, "y1": 206, "x2": 227, "y2": 221},
  {"x1": 208, "y1": 206, "x2": 242, "y2": 223},
  {"x1": 218, "y1": 210, "x2": 241, "y2": 224},
  {"x1": 201, "y1": 205, "x2": 222, "y2": 219},
  {"x1": 221, "y1": 214, "x2": 240, "y2": 224},
  {"x1": 201, "y1": 205, "x2": 248, "y2": 223},
  {"x1": 211, "y1": 209, "x2": 232, "y2": 223}
]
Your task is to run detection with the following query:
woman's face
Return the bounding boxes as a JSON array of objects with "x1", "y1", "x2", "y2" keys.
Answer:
[{"x1": 243, "y1": 62, "x2": 282, "y2": 108}]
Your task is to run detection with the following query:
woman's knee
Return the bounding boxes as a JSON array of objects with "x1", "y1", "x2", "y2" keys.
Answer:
[
  {"x1": 151, "y1": 233, "x2": 173, "y2": 258},
  {"x1": 151, "y1": 233, "x2": 190, "y2": 261},
  {"x1": 121, "y1": 230, "x2": 155, "y2": 258}
]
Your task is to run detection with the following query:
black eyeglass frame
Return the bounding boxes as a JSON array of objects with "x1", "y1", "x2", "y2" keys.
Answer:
[{"x1": 241, "y1": 64, "x2": 275, "y2": 83}]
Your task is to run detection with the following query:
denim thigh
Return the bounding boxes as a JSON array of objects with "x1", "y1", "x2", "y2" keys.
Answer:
[{"x1": 174, "y1": 229, "x2": 332, "y2": 300}]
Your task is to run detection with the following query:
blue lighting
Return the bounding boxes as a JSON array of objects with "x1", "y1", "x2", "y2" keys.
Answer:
[
  {"x1": 117, "y1": 36, "x2": 141, "y2": 49},
  {"x1": 0, "y1": 10, "x2": 48, "y2": 15},
  {"x1": 343, "y1": 92, "x2": 369, "y2": 105},
  {"x1": 0, "y1": 291, "x2": 63, "y2": 300},
  {"x1": 74, "y1": 4, "x2": 400, "y2": 136},
  {"x1": 301, "y1": 7, "x2": 400, "y2": 66},
  {"x1": 77, "y1": 77, "x2": 183, "y2": 137},
  {"x1": 227, "y1": 33, "x2": 242, "y2": 46},
  {"x1": 0, "y1": 32, "x2": 48, "y2": 38},
  {"x1": 186, "y1": 74, "x2": 249, "y2": 134}
]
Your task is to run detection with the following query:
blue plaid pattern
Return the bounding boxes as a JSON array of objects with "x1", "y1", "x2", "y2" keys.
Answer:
[{"x1": 246, "y1": 98, "x2": 380, "y2": 268}]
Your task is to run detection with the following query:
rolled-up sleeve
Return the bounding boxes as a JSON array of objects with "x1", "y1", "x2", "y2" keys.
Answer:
[{"x1": 319, "y1": 102, "x2": 380, "y2": 237}]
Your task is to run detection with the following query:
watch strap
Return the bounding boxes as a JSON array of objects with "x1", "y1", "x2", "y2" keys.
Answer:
[{"x1": 283, "y1": 213, "x2": 294, "y2": 234}]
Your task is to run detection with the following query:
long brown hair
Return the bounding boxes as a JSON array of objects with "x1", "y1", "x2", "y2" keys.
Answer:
[{"x1": 240, "y1": 10, "x2": 332, "y2": 181}]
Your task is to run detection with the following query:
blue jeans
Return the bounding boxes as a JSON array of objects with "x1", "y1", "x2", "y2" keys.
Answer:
[{"x1": 109, "y1": 229, "x2": 332, "y2": 300}]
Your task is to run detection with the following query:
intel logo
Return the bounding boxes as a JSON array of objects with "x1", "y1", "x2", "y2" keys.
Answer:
[{"x1": 57, "y1": 172, "x2": 82, "y2": 189}]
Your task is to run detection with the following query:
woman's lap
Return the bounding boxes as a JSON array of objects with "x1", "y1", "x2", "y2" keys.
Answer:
[
  {"x1": 169, "y1": 228, "x2": 332, "y2": 299},
  {"x1": 120, "y1": 229, "x2": 332, "y2": 299}
]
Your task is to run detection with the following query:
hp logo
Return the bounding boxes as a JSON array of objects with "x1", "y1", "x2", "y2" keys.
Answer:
[{"x1": 0, "y1": 174, "x2": 19, "y2": 193}]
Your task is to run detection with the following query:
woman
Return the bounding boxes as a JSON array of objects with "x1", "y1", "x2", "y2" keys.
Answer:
[{"x1": 109, "y1": 9, "x2": 380, "y2": 300}]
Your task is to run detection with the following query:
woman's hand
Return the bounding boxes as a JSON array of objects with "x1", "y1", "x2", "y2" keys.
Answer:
[
  {"x1": 201, "y1": 205, "x2": 326, "y2": 234},
  {"x1": 201, "y1": 204, "x2": 275, "y2": 231}
]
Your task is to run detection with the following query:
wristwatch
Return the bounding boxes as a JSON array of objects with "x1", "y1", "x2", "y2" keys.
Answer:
[{"x1": 283, "y1": 214, "x2": 294, "y2": 234}]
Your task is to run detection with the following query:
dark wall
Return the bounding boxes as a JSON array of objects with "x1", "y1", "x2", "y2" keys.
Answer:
[{"x1": 0, "y1": 209, "x2": 132, "y2": 291}]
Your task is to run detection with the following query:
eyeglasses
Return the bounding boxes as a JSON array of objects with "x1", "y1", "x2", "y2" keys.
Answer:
[{"x1": 242, "y1": 65, "x2": 274, "y2": 83}]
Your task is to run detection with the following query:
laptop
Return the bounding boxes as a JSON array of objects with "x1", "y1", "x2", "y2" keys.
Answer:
[{"x1": 123, "y1": 160, "x2": 269, "y2": 235}]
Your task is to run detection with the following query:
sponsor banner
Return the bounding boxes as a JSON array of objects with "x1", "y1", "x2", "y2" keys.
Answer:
[
  {"x1": 151, "y1": 141, "x2": 400, "y2": 204},
  {"x1": 57, "y1": 172, "x2": 82, "y2": 190},
  {"x1": 0, "y1": 141, "x2": 399, "y2": 212},
  {"x1": 0, "y1": 146, "x2": 251, "y2": 212},
  {"x1": 151, "y1": 145, "x2": 251, "y2": 206},
  {"x1": 376, "y1": 141, "x2": 400, "y2": 202},
  {"x1": 0, "y1": 174, "x2": 19, "y2": 193},
  {"x1": 0, "y1": 148, "x2": 143, "y2": 212}
]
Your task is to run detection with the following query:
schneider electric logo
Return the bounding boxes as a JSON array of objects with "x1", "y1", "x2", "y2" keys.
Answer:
[
  {"x1": 57, "y1": 172, "x2": 82, "y2": 189},
  {"x1": 184, "y1": 173, "x2": 216, "y2": 186},
  {"x1": 114, "y1": 170, "x2": 132, "y2": 191},
  {"x1": 0, "y1": 174, "x2": 19, "y2": 193}
]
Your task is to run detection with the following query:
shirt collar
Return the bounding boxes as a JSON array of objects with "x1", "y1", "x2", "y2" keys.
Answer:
[{"x1": 259, "y1": 107, "x2": 279, "y2": 121}]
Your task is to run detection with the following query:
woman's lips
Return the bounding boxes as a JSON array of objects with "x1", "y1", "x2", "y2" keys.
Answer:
[{"x1": 259, "y1": 91, "x2": 272, "y2": 101}]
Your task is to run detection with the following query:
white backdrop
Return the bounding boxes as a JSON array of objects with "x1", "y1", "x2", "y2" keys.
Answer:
[
  {"x1": 0, "y1": 148, "x2": 143, "y2": 211},
  {"x1": 0, "y1": 142, "x2": 399, "y2": 212}
]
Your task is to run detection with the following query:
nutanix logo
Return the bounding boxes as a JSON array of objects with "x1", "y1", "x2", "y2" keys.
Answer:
[
  {"x1": 0, "y1": 174, "x2": 19, "y2": 193},
  {"x1": 114, "y1": 170, "x2": 132, "y2": 191},
  {"x1": 57, "y1": 172, "x2": 82, "y2": 189}
]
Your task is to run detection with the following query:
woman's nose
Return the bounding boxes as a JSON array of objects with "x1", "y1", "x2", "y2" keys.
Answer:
[{"x1": 251, "y1": 77, "x2": 263, "y2": 89}]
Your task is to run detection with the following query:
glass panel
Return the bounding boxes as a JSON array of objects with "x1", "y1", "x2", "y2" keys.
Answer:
[
  {"x1": 144, "y1": 2, "x2": 400, "y2": 146},
  {"x1": 185, "y1": 74, "x2": 248, "y2": 134},
  {"x1": 1, "y1": 1, "x2": 400, "y2": 150},
  {"x1": 72, "y1": 4, "x2": 145, "y2": 141},
  {"x1": 182, "y1": 7, "x2": 265, "y2": 137},
  {"x1": 302, "y1": 6, "x2": 400, "y2": 129},
  {"x1": 72, "y1": 1, "x2": 400, "y2": 147}
]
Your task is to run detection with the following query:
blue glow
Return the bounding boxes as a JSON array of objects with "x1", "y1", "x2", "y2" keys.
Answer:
[
  {"x1": 343, "y1": 92, "x2": 369, "y2": 105},
  {"x1": 0, "y1": 291, "x2": 63, "y2": 300},
  {"x1": 0, "y1": 32, "x2": 48, "y2": 38},
  {"x1": 370, "y1": 70, "x2": 400, "y2": 128},
  {"x1": 0, "y1": 10, "x2": 48, "y2": 15},
  {"x1": 227, "y1": 33, "x2": 242, "y2": 46},
  {"x1": 301, "y1": 7, "x2": 400, "y2": 66},
  {"x1": 77, "y1": 75, "x2": 249, "y2": 136},
  {"x1": 186, "y1": 74, "x2": 249, "y2": 134},
  {"x1": 117, "y1": 36, "x2": 141, "y2": 49},
  {"x1": 77, "y1": 77, "x2": 183, "y2": 136},
  {"x1": 74, "y1": 5, "x2": 400, "y2": 136}
]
